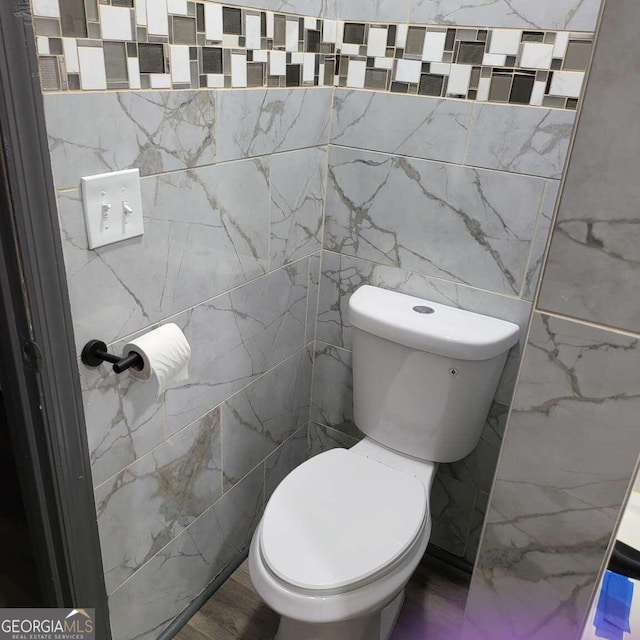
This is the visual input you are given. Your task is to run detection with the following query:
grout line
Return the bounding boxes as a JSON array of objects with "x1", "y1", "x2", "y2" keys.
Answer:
[
  {"x1": 328, "y1": 141, "x2": 557, "y2": 182},
  {"x1": 320, "y1": 248, "x2": 532, "y2": 304},
  {"x1": 533, "y1": 308, "x2": 640, "y2": 340},
  {"x1": 518, "y1": 179, "x2": 549, "y2": 299},
  {"x1": 93, "y1": 344, "x2": 312, "y2": 491},
  {"x1": 100, "y1": 251, "x2": 315, "y2": 349}
]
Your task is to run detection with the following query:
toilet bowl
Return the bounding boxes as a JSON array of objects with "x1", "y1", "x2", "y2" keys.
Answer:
[
  {"x1": 249, "y1": 441, "x2": 436, "y2": 640},
  {"x1": 249, "y1": 285, "x2": 520, "y2": 640}
]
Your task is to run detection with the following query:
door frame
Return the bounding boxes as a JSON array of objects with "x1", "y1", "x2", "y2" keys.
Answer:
[{"x1": 0, "y1": 2, "x2": 111, "y2": 636}]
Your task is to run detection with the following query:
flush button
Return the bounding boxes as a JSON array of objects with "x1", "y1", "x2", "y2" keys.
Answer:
[{"x1": 413, "y1": 305, "x2": 435, "y2": 314}]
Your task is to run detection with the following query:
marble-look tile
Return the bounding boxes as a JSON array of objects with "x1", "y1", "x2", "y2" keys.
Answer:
[
  {"x1": 339, "y1": 0, "x2": 410, "y2": 23},
  {"x1": 439, "y1": 401, "x2": 509, "y2": 495},
  {"x1": 310, "y1": 343, "x2": 361, "y2": 437},
  {"x1": 80, "y1": 351, "x2": 165, "y2": 488},
  {"x1": 216, "y1": 88, "x2": 331, "y2": 162},
  {"x1": 325, "y1": 147, "x2": 545, "y2": 296},
  {"x1": 222, "y1": 347, "x2": 312, "y2": 490},
  {"x1": 58, "y1": 158, "x2": 270, "y2": 351},
  {"x1": 465, "y1": 103, "x2": 575, "y2": 179},
  {"x1": 521, "y1": 180, "x2": 560, "y2": 300},
  {"x1": 108, "y1": 463, "x2": 264, "y2": 640},
  {"x1": 305, "y1": 252, "x2": 321, "y2": 343},
  {"x1": 374, "y1": 265, "x2": 532, "y2": 404},
  {"x1": 316, "y1": 251, "x2": 377, "y2": 349},
  {"x1": 538, "y1": 0, "x2": 640, "y2": 332},
  {"x1": 95, "y1": 408, "x2": 222, "y2": 595},
  {"x1": 270, "y1": 147, "x2": 326, "y2": 269},
  {"x1": 220, "y1": 0, "x2": 337, "y2": 17},
  {"x1": 331, "y1": 90, "x2": 471, "y2": 165},
  {"x1": 307, "y1": 421, "x2": 360, "y2": 458},
  {"x1": 430, "y1": 472, "x2": 476, "y2": 557},
  {"x1": 409, "y1": 0, "x2": 601, "y2": 31},
  {"x1": 44, "y1": 91, "x2": 216, "y2": 190},
  {"x1": 264, "y1": 424, "x2": 307, "y2": 501},
  {"x1": 464, "y1": 491, "x2": 489, "y2": 566},
  {"x1": 165, "y1": 259, "x2": 309, "y2": 436},
  {"x1": 464, "y1": 312, "x2": 640, "y2": 640}
]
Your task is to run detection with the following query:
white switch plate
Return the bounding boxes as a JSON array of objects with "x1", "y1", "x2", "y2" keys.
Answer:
[{"x1": 81, "y1": 169, "x2": 144, "y2": 249}]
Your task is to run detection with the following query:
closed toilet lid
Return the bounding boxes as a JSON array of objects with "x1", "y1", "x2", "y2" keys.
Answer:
[{"x1": 260, "y1": 449, "x2": 427, "y2": 593}]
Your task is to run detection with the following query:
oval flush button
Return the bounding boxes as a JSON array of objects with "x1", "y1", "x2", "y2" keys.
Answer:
[{"x1": 413, "y1": 305, "x2": 435, "y2": 314}]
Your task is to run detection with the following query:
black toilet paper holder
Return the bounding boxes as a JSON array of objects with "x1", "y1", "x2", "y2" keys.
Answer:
[{"x1": 81, "y1": 339, "x2": 144, "y2": 374}]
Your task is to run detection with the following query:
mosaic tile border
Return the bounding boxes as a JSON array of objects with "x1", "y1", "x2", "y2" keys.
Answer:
[{"x1": 32, "y1": 0, "x2": 593, "y2": 110}]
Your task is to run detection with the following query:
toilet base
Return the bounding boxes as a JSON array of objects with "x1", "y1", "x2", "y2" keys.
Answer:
[{"x1": 274, "y1": 590, "x2": 405, "y2": 640}]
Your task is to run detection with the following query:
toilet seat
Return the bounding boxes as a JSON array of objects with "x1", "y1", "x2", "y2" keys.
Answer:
[{"x1": 259, "y1": 449, "x2": 427, "y2": 595}]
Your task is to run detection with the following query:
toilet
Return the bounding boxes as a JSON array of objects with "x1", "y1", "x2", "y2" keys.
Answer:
[{"x1": 249, "y1": 285, "x2": 519, "y2": 640}]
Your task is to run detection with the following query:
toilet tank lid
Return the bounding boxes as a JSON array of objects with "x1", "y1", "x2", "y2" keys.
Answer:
[{"x1": 349, "y1": 285, "x2": 519, "y2": 361}]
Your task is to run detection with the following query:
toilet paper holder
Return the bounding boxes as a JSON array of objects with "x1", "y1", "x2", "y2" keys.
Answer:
[{"x1": 81, "y1": 339, "x2": 144, "y2": 374}]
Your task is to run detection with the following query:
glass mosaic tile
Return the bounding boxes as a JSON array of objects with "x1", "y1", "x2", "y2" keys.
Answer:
[{"x1": 33, "y1": 0, "x2": 593, "y2": 110}]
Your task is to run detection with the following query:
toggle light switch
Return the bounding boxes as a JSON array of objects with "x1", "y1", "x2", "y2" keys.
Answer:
[{"x1": 81, "y1": 169, "x2": 144, "y2": 249}]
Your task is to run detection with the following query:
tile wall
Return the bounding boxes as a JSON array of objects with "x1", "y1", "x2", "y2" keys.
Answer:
[
  {"x1": 311, "y1": 89, "x2": 570, "y2": 563},
  {"x1": 463, "y1": 0, "x2": 640, "y2": 637},
  {"x1": 33, "y1": 0, "x2": 593, "y2": 110},
  {"x1": 29, "y1": 0, "x2": 603, "y2": 638},
  {"x1": 45, "y1": 86, "x2": 329, "y2": 640}
]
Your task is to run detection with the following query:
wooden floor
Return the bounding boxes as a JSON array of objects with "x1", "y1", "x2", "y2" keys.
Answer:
[{"x1": 176, "y1": 554, "x2": 471, "y2": 640}]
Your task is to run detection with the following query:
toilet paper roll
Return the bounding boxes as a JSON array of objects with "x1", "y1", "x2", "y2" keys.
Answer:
[{"x1": 122, "y1": 323, "x2": 191, "y2": 397}]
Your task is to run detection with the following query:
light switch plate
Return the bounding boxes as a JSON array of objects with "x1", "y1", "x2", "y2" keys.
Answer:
[{"x1": 81, "y1": 169, "x2": 144, "y2": 249}]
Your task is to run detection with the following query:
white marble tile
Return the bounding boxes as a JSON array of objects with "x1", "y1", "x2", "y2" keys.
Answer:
[
  {"x1": 231, "y1": 52, "x2": 247, "y2": 87},
  {"x1": 245, "y1": 13, "x2": 261, "y2": 50},
  {"x1": 270, "y1": 147, "x2": 326, "y2": 268},
  {"x1": 108, "y1": 463, "x2": 264, "y2": 640},
  {"x1": 265, "y1": 424, "x2": 307, "y2": 501},
  {"x1": 100, "y1": 5, "x2": 134, "y2": 41},
  {"x1": 307, "y1": 421, "x2": 359, "y2": 458},
  {"x1": 78, "y1": 47, "x2": 107, "y2": 91},
  {"x1": 62, "y1": 37, "x2": 79, "y2": 73},
  {"x1": 395, "y1": 59, "x2": 422, "y2": 83},
  {"x1": 331, "y1": 90, "x2": 471, "y2": 164},
  {"x1": 464, "y1": 312, "x2": 640, "y2": 640},
  {"x1": 146, "y1": 0, "x2": 169, "y2": 35},
  {"x1": 204, "y1": 3, "x2": 223, "y2": 41},
  {"x1": 519, "y1": 42, "x2": 554, "y2": 69},
  {"x1": 409, "y1": 0, "x2": 601, "y2": 31},
  {"x1": 222, "y1": 348, "x2": 312, "y2": 490},
  {"x1": 346, "y1": 59, "x2": 366, "y2": 88},
  {"x1": 216, "y1": 88, "x2": 331, "y2": 162},
  {"x1": 521, "y1": 180, "x2": 560, "y2": 300},
  {"x1": 306, "y1": 252, "x2": 321, "y2": 343},
  {"x1": 367, "y1": 26, "x2": 388, "y2": 58},
  {"x1": 96, "y1": 408, "x2": 222, "y2": 594},
  {"x1": 422, "y1": 30, "x2": 447, "y2": 62},
  {"x1": 164, "y1": 259, "x2": 309, "y2": 435},
  {"x1": 465, "y1": 103, "x2": 575, "y2": 178},
  {"x1": 339, "y1": 0, "x2": 410, "y2": 23},
  {"x1": 169, "y1": 46, "x2": 191, "y2": 83},
  {"x1": 32, "y1": 0, "x2": 60, "y2": 18},
  {"x1": 58, "y1": 158, "x2": 269, "y2": 352},
  {"x1": 310, "y1": 343, "x2": 359, "y2": 437},
  {"x1": 79, "y1": 341, "x2": 165, "y2": 488},
  {"x1": 150, "y1": 74, "x2": 171, "y2": 89},
  {"x1": 316, "y1": 252, "x2": 377, "y2": 349},
  {"x1": 488, "y1": 29, "x2": 521, "y2": 55},
  {"x1": 325, "y1": 146, "x2": 546, "y2": 296},
  {"x1": 447, "y1": 63, "x2": 472, "y2": 95},
  {"x1": 549, "y1": 70, "x2": 585, "y2": 98},
  {"x1": 44, "y1": 91, "x2": 216, "y2": 190}
]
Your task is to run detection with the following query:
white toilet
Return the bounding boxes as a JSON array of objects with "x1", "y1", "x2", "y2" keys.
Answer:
[{"x1": 249, "y1": 285, "x2": 519, "y2": 640}]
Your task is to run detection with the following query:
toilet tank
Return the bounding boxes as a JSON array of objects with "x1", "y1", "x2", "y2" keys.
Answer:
[{"x1": 349, "y1": 286, "x2": 520, "y2": 463}]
